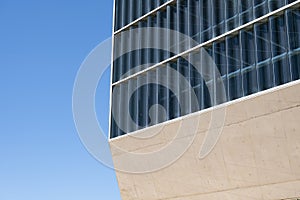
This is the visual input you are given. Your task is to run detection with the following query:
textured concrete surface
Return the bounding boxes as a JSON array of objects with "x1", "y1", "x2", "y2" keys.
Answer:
[{"x1": 110, "y1": 81, "x2": 300, "y2": 200}]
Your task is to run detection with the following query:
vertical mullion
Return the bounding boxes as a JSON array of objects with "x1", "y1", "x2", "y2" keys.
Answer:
[
  {"x1": 285, "y1": 9, "x2": 293, "y2": 81},
  {"x1": 127, "y1": 0, "x2": 135, "y2": 133},
  {"x1": 287, "y1": 8, "x2": 300, "y2": 80},
  {"x1": 268, "y1": 16, "x2": 276, "y2": 87},
  {"x1": 239, "y1": 31, "x2": 245, "y2": 97},
  {"x1": 175, "y1": 2, "x2": 181, "y2": 117},
  {"x1": 166, "y1": 5, "x2": 171, "y2": 120}
]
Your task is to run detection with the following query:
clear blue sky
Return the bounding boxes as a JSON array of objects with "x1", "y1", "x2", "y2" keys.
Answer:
[{"x1": 0, "y1": 0, "x2": 121, "y2": 199}]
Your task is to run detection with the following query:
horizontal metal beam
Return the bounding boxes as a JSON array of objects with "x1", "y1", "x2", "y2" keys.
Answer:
[{"x1": 114, "y1": 0, "x2": 176, "y2": 35}]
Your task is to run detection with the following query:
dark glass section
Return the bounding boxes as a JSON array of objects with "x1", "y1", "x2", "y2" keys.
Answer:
[
  {"x1": 212, "y1": 0, "x2": 225, "y2": 37},
  {"x1": 111, "y1": 86, "x2": 120, "y2": 138},
  {"x1": 287, "y1": 9, "x2": 300, "y2": 80},
  {"x1": 189, "y1": 51, "x2": 202, "y2": 112},
  {"x1": 240, "y1": 0, "x2": 253, "y2": 24},
  {"x1": 157, "y1": 67, "x2": 169, "y2": 123},
  {"x1": 169, "y1": 62, "x2": 181, "y2": 119},
  {"x1": 200, "y1": 0, "x2": 213, "y2": 43},
  {"x1": 114, "y1": 0, "x2": 121, "y2": 30},
  {"x1": 270, "y1": 15, "x2": 290, "y2": 86},
  {"x1": 111, "y1": 85, "x2": 126, "y2": 137},
  {"x1": 137, "y1": 75, "x2": 149, "y2": 128},
  {"x1": 114, "y1": 0, "x2": 170, "y2": 31},
  {"x1": 122, "y1": 30, "x2": 129, "y2": 79},
  {"x1": 254, "y1": 0, "x2": 268, "y2": 18},
  {"x1": 201, "y1": 47, "x2": 213, "y2": 108},
  {"x1": 139, "y1": 20, "x2": 149, "y2": 71},
  {"x1": 132, "y1": 0, "x2": 139, "y2": 21},
  {"x1": 255, "y1": 22, "x2": 274, "y2": 91},
  {"x1": 127, "y1": 28, "x2": 134, "y2": 76},
  {"x1": 150, "y1": 0, "x2": 157, "y2": 11},
  {"x1": 226, "y1": 0, "x2": 239, "y2": 31},
  {"x1": 157, "y1": 6, "x2": 168, "y2": 62},
  {"x1": 189, "y1": 0, "x2": 200, "y2": 43},
  {"x1": 213, "y1": 41, "x2": 228, "y2": 104},
  {"x1": 142, "y1": 0, "x2": 150, "y2": 15},
  {"x1": 177, "y1": 0, "x2": 189, "y2": 51},
  {"x1": 227, "y1": 35, "x2": 243, "y2": 100},
  {"x1": 178, "y1": 57, "x2": 191, "y2": 115},
  {"x1": 128, "y1": 79, "x2": 138, "y2": 132},
  {"x1": 240, "y1": 29, "x2": 258, "y2": 95},
  {"x1": 148, "y1": 83, "x2": 158, "y2": 125},
  {"x1": 169, "y1": 5, "x2": 178, "y2": 55},
  {"x1": 268, "y1": 0, "x2": 285, "y2": 12},
  {"x1": 112, "y1": 37, "x2": 121, "y2": 83},
  {"x1": 122, "y1": 0, "x2": 130, "y2": 28}
]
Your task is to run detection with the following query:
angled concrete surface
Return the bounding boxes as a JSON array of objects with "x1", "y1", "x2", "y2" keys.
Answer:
[{"x1": 110, "y1": 81, "x2": 300, "y2": 200}]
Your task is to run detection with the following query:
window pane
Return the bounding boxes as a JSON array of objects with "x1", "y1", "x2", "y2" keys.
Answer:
[
  {"x1": 270, "y1": 15, "x2": 290, "y2": 86},
  {"x1": 227, "y1": 36, "x2": 242, "y2": 100},
  {"x1": 255, "y1": 23, "x2": 274, "y2": 90},
  {"x1": 226, "y1": 0, "x2": 239, "y2": 31},
  {"x1": 287, "y1": 9, "x2": 300, "y2": 80},
  {"x1": 213, "y1": 41, "x2": 228, "y2": 104},
  {"x1": 241, "y1": 29, "x2": 258, "y2": 95}
]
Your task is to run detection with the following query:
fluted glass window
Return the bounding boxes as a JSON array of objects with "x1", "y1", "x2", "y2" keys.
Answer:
[
  {"x1": 157, "y1": 67, "x2": 169, "y2": 123},
  {"x1": 268, "y1": 0, "x2": 285, "y2": 12},
  {"x1": 270, "y1": 15, "x2": 290, "y2": 86},
  {"x1": 200, "y1": 0, "x2": 213, "y2": 43},
  {"x1": 226, "y1": 0, "x2": 239, "y2": 31},
  {"x1": 254, "y1": 0, "x2": 268, "y2": 18},
  {"x1": 137, "y1": 75, "x2": 148, "y2": 128},
  {"x1": 241, "y1": 29, "x2": 258, "y2": 95},
  {"x1": 255, "y1": 22, "x2": 274, "y2": 91},
  {"x1": 189, "y1": 51, "x2": 202, "y2": 112},
  {"x1": 213, "y1": 41, "x2": 228, "y2": 104},
  {"x1": 114, "y1": 0, "x2": 121, "y2": 30},
  {"x1": 189, "y1": 0, "x2": 200, "y2": 43},
  {"x1": 169, "y1": 5, "x2": 178, "y2": 55},
  {"x1": 122, "y1": 0, "x2": 130, "y2": 28},
  {"x1": 240, "y1": 0, "x2": 253, "y2": 24},
  {"x1": 227, "y1": 35, "x2": 242, "y2": 100},
  {"x1": 178, "y1": 0, "x2": 189, "y2": 51},
  {"x1": 287, "y1": 9, "x2": 300, "y2": 80},
  {"x1": 114, "y1": 0, "x2": 171, "y2": 31},
  {"x1": 128, "y1": 79, "x2": 138, "y2": 132},
  {"x1": 169, "y1": 61, "x2": 181, "y2": 119},
  {"x1": 202, "y1": 47, "x2": 213, "y2": 108},
  {"x1": 212, "y1": 0, "x2": 225, "y2": 37}
]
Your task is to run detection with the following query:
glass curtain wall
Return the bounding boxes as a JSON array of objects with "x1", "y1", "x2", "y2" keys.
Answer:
[
  {"x1": 110, "y1": 0, "x2": 300, "y2": 138},
  {"x1": 113, "y1": 0, "x2": 299, "y2": 83}
]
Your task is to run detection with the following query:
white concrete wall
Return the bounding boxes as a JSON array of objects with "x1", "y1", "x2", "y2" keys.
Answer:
[{"x1": 110, "y1": 81, "x2": 300, "y2": 200}]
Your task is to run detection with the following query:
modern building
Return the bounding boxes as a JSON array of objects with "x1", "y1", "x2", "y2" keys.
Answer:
[{"x1": 109, "y1": 0, "x2": 300, "y2": 199}]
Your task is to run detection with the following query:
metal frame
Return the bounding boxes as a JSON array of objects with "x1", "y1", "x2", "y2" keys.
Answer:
[
  {"x1": 114, "y1": 0, "x2": 176, "y2": 35},
  {"x1": 108, "y1": 0, "x2": 117, "y2": 139}
]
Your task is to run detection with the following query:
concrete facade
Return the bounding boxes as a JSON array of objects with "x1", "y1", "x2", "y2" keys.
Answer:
[{"x1": 110, "y1": 80, "x2": 300, "y2": 200}]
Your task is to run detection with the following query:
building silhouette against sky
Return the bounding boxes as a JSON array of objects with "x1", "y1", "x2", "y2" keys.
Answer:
[{"x1": 109, "y1": 1, "x2": 300, "y2": 199}]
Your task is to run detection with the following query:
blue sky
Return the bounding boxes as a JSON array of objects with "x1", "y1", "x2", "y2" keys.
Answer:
[{"x1": 0, "y1": 0, "x2": 121, "y2": 199}]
